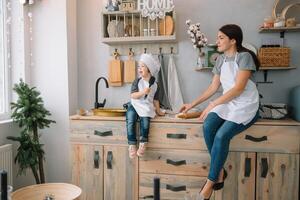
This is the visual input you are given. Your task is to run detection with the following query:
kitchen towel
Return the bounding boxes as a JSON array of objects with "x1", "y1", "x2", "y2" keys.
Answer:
[
  {"x1": 167, "y1": 54, "x2": 184, "y2": 113},
  {"x1": 157, "y1": 53, "x2": 171, "y2": 109}
]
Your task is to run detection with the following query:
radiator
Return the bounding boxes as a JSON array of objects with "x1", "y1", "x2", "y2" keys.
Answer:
[{"x1": 0, "y1": 144, "x2": 13, "y2": 185}]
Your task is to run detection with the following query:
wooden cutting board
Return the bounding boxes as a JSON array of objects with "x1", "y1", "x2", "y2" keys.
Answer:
[
  {"x1": 108, "y1": 53, "x2": 123, "y2": 87},
  {"x1": 159, "y1": 15, "x2": 174, "y2": 36},
  {"x1": 124, "y1": 51, "x2": 136, "y2": 83}
]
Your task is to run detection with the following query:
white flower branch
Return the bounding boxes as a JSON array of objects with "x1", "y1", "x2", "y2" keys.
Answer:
[{"x1": 186, "y1": 19, "x2": 208, "y2": 49}]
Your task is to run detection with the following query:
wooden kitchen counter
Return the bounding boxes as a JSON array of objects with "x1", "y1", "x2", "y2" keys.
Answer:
[{"x1": 70, "y1": 114, "x2": 300, "y2": 126}]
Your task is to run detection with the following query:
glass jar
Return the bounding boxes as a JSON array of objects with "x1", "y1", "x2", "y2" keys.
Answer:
[
  {"x1": 274, "y1": 14, "x2": 285, "y2": 27},
  {"x1": 150, "y1": 28, "x2": 156, "y2": 36},
  {"x1": 143, "y1": 28, "x2": 148, "y2": 36},
  {"x1": 263, "y1": 16, "x2": 274, "y2": 28}
]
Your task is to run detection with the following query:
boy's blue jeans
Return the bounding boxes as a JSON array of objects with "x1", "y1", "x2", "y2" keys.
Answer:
[
  {"x1": 126, "y1": 103, "x2": 150, "y2": 145},
  {"x1": 203, "y1": 112, "x2": 259, "y2": 182}
]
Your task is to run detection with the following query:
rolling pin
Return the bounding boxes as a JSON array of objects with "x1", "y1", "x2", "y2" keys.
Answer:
[{"x1": 175, "y1": 111, "x2": 202, "y2": 119}]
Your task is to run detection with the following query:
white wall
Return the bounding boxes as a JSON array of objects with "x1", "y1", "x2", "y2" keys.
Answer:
[
  {"x1": 67, "y1": 0, "x2": 78, "y2": 115},
  {"x1": 77, "y1": 0, "x2": 300, "y2": 110},
  {"x1": 29, "y1": 0, "x2": 71, "y2": 183},
  {"x1": 1, "y1": 0, "x2": 77, "y2": 189}
]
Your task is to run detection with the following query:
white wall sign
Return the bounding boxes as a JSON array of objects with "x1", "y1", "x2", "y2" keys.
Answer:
[{"x1": 138, "y1": 0, "x2": 174, "y2": 20}]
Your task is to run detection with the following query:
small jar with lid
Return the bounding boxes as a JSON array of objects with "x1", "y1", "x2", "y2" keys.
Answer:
[
  {"x1": 150, "y1": 28, "x2": 156, "y2": 36},
  {"x1": 274, "y1": 14, "x2": 285, "y2": 27},
  {"x1": 263, "y1": 16, "x2": 274, "y2": 28}
]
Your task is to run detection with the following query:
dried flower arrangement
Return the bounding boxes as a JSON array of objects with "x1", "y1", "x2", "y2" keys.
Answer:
[
  {"x1": 186, "y1": 19, "x2": 208, "y2": 49},
  {"x1": 186, "y1": 19, "x2": 208, "y2": 68}
]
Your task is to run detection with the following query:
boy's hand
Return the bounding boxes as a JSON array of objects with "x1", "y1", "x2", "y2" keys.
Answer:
[
  {"x1": 143, "y1": 88, "x2": 151, "y2": 95},
  {"x1": 156, "y1": 110, "x2": 165, "y2": 116}
]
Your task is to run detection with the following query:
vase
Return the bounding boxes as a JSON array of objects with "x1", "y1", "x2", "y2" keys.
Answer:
[{"x1": 196, "y1": 48, "x2": 205, "y2": 69}]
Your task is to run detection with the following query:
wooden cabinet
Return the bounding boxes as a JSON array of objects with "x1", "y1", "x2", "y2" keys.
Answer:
[
  {"x1": 70, "y1": 116, "x2": 300, "y2": 200},
  {"x1": 256, "y1": 153, "x2": 299, "y2": 200},
  {"x1": 70, "y1": 119, "x2": 138, "y2": 200},
  {"x1": 71, "y1": 144, "x2": 103, "y2": 200},
  {"x1": 215, "y1": 152, "x2": 299, "y2": 200}
]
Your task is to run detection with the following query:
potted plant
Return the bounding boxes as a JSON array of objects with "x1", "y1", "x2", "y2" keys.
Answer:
[{"x1": 7, "y1": 80, "x2": 55, "y2": 184}]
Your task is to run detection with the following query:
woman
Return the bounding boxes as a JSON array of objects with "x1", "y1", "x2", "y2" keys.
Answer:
[{"x1": 180, "y1": 24, "x2": 260, "y2": 200}]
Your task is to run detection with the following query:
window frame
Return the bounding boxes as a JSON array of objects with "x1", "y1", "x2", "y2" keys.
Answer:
[{"x1": 0, "y1": 0, "x2": 12, "y2": 121}]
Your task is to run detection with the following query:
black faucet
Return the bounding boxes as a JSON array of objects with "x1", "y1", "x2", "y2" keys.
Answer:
[{"x1": 95, "y1": 77, "x2": 109, "y2": 109}]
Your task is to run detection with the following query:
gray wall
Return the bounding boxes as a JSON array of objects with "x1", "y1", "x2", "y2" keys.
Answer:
[{"x1": 77, "y1": 0, "x2": 300, "y2": 111}]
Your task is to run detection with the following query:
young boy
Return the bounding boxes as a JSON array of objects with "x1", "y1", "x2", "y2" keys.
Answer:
[{"x1": 126, "y1": 53, "x2": 165, "y2": 159}]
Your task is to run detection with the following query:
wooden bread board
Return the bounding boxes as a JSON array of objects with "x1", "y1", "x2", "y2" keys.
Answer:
[
  {"x1": 124, "y1": 52, "x2": 136, "y2": 83},
  {"x1": 159, "y1": 16, "x2": 174, "y2": 36},
  {"x1": 108, "y1": 53, "x2": 123, "y2": 87}
]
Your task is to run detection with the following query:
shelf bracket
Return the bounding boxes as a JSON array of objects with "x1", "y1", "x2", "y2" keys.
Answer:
[
  {"x1": 256, "y1": 70, "x2": 273, "y2": 84},
  {"x1": 280, "y1": 31, "x2": 285, "y2": 38}
]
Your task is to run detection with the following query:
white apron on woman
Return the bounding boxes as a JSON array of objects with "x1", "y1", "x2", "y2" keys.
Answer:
[{"x1": 210, "y1": 54, "x2": 259, "y2": 125}]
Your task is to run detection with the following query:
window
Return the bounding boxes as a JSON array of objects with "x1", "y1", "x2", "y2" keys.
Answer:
[{"x1": 0, "y1": 0, "x2": 11, "y2": 120}]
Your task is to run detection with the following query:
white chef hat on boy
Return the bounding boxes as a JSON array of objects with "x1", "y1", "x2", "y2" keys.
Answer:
[{"x1": 139, "y1": 54, "x2": 161, "y2": 76}]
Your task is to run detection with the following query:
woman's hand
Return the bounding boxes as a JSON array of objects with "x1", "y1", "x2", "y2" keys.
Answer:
[
  {"x1": 199, "y1": 102, "x2": 216, "y2": 120},
  {"x1": 179, "y1": 103, "x2": 193, "y2": 113}
]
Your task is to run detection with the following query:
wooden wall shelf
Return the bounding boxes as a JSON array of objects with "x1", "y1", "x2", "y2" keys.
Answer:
[
  {"x1": 102, "y1": 35, "x2": 176, "y2": 44},
  {"x1": 259, "y1": 66, "x2": 296, "y2": 70},
  {"x1": 259, "y1": 26, "x2": 300, "y2": 33},
  {"x1": 101, "y1": 10, "x2": 176, "y2": 45}
]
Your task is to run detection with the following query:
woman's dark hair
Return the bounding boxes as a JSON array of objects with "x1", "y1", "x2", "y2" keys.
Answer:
[{"x1": 219, "y1": 24, "x2": 260, "y2": 71}]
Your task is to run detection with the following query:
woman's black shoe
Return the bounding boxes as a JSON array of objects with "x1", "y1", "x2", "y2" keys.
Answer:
[{"x1": 213, "y1": 169, "x2": 228, "y2": 190}]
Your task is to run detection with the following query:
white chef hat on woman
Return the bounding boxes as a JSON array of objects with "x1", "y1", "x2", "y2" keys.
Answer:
[{"x1": 139, "y1": 54, "x2": 161, "y2": 76}]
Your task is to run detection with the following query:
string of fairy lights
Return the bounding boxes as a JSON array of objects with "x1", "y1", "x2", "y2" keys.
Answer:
[{"x1": 5, "y1": 0, "x2": 39, "y2": 77}]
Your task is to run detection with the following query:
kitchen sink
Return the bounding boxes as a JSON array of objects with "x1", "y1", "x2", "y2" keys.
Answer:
[{"x1": 92, "y1": 108, "x2": 126, "y2": 117}]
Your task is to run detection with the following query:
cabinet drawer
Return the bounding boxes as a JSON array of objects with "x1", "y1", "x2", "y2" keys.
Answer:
[
  {"x1": 139, "y1": 173, "x2": 214, "y2": 200},
  {"x1": 231, "y1": 125, "x2": 300, "y2": 153},
  {"x1": 147, "y1": 123, "x2": 206, "y2": 150},
  {"x1": 139, "y1": 149, "x2": 210, "y2": 176},
  {"x1": 70, "y1": 120, "x2": 127, "y2": 144}
]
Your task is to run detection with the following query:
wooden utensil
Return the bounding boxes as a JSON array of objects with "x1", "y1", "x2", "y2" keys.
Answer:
[
  {"x1": 159, "y1": 15, "x2": 174, "y2": 36},
  {"x1": 124, "y1": 50, "x2": 136, "y2": 83},
  {"x1": 108, "y1": 52, "x2": 123, "y2": 87}
]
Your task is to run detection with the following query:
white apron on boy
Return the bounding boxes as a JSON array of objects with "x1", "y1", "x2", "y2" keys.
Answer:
[
  {"x1": 210, "y1": 54, "x2": 259, "y2": 125},
  {"x1": 131, "y1": 79, "x2": 157, "y2": 118}
]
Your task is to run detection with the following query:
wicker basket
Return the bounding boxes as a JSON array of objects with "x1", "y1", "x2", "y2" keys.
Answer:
[{"x1": 258, "y1": 47, "x2": 290, "y2": 67}]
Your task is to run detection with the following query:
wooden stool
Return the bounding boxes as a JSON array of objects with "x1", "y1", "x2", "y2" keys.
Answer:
[{"x1": 11, "y1": 183, "x2": 81, "y2": 200}]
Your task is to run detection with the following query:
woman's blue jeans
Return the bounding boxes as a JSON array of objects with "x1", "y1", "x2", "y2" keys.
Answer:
[
  {"x1": 203, "y1": 112, "x2": 259, "y2": 182},
  {"x1": 126, "y1": 103, "x2": 150, "y2": 145}
]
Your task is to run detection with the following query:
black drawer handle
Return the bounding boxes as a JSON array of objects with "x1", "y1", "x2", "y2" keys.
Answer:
[
  {"x1": 245, "y1": 135, "x2": 267, "y2": 142},
  {"x1": 166, "y1": 133, "x2": 186, "y2": 139},
  {"x1": 166, "y1": 184, "x2": 186, "y2": 192},
  {"x1": 166, "y1": 159, "x2": 187, "y2": 166},
  {"x1": 107, "y1": 151, "x2": 113, "y2": 169},
  {"x1": 94, "y1": 130, "x2": 113, "y2": 137},
  {"x1": 94, "y1": 151, "x2": 100, "y2": 169},
  {"x1": 154, "y1": 177, "x2": 160, "y2": 200},
  {"x1": 261, "y1": 158, "x2": 268, "y2": 178},
  {"x1": 141, "y1": 195, "x2": 154, "y2": 199},
  {"x1": 244, "y1": 157, "x2": 251, "y2": 177}
]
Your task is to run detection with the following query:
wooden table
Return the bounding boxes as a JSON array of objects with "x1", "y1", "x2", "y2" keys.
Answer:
[{"x1": 11, "y1": 183, "x2": 81, "y2": 200}]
